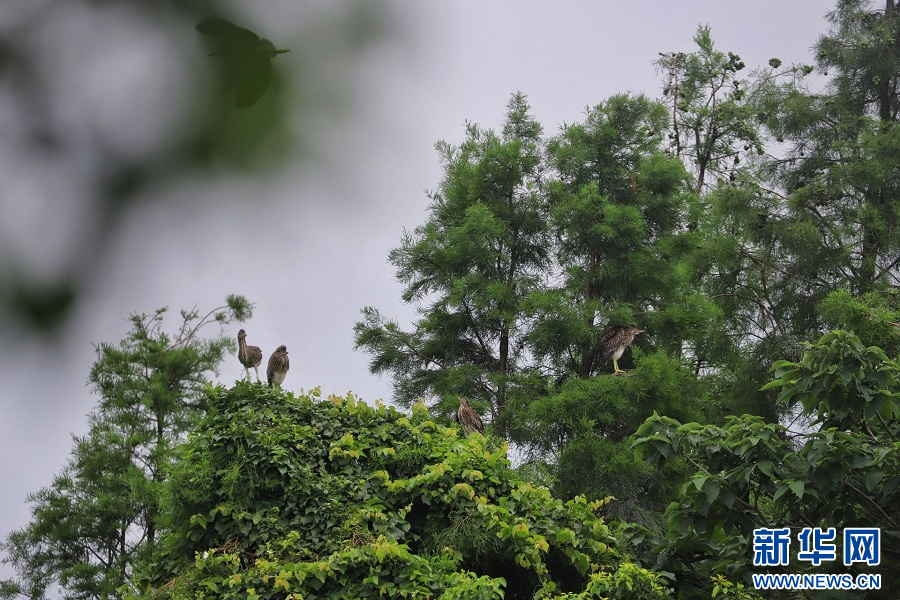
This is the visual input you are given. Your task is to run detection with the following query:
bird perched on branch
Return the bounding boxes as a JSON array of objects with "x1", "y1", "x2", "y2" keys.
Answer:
[
  {"x1": 195, "y1": 17, "x2": 289, "y2": 108},
  {"x1": 237, "y1": 329, "x2": 263, "y2": 382},
  {"x1": 600, "y1": 325, "x2": 644, "y2": 375},
  {"x1": 456, "y1": 397, "x2": 484, "y2": 437},
  {"x1": 267, "y1": 345, "x2": 289, "y2": 388}
]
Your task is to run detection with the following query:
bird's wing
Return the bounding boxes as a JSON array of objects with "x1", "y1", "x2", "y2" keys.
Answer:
[
  {"x1": 473, "y1": 412, "x2": 485, "y2": 433},
  {"x1": 460, "y1": 406, "x2": 484, "y2": 434},
  {"x1": 266, "y1": 354, "x2": 278, "y2": 383},
  {"x1": 248, "y1": 345, "x2": 263, "y2": 365},
  {"x1": 598, "y1": 327, "x2": 624, "y2": 364}
]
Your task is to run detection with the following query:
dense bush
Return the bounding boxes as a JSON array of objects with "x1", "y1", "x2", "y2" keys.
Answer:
[
  {"x1": 134, "y1": 382, "x2": 672, "y2": 598},
  {"x1": 635, "y1": 330, "x2": 899, "y2": 598}
]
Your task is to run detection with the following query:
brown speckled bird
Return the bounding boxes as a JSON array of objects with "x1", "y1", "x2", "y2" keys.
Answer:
[
  {"x1": 456, "y1": 397, "x2": 484, "y2": 437},
  {"x1": 600, "y1": 326, "x2": 644, "y2": 375},
  {"x1": 266, "y1": 345, "x2": 289, "y2": 388},
  {"x1": 237, "y1": 329, "x2": 263, "y2": 382}
]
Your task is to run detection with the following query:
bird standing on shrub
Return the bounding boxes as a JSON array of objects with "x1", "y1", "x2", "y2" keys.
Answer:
[
  {"x1": 195, "y1": 17, "x2": 289, "y2": 108},
  {"x1": 237, "y1": 329, "x2": 263, "y2": 382},
  {"x1": 267, "y1": 345, "x2": 289, "y2": 388},
  {"x1": 456, "y1": 397, "x2": 484, "y2": 437},
  {"x1": 600, "y1": 325, "x2": 644, "y2": 376}
]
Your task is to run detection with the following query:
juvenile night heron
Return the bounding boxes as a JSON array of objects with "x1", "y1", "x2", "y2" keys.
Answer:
[
  {"x1": 196, "y1": 17, "x2": 289, "y2": 108},
  {"x1": 456, "y1": 397, "x2": 484, "y2": 437},
  {"x1": 600, "y1": 326, "x2": 644, "y2": 376},
  {"x1": 267, "y1": 345, "x2": 290, "y2": 388},
  {"x1": 237, "y1": 329, "x2": 263, "y2": 382}
]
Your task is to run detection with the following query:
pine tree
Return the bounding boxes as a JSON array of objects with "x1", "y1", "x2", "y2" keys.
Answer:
[
  {"x1": 654, "y1": 26, "x2": 798, "y2": 421},
  {"x1": 511, "y1": 94, "x2": 713, "y2": 525},
  {"x1": 0, "y1": 296, "x2": 251, "y2": 599},
  {"x1": 529, "y1": 93, "x2": 709, "y2": 380},
  {"x1": 755, "y1": 0, "x2": 900, "y2": 296},
  {"x1": 354, "y1": 93, "x2": 549, "y2": 434},
  {"x1": 686, "y1": 0, "x2": 900, "y2": 417},
  {"x1": 656, "y1": 26, "x2": 763, "y2": 194}
]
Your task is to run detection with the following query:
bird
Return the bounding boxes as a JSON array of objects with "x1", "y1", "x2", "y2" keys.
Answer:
[
  {"x1": 237, "y1": 329, "x2": 263, "y2": 382},
  {"x1": 267, "y1": 345, "x2": 290, "y2": 388},
  {"x1": 195, "y1": 17, "x2": 289, "y2": 108},
  {"x1": 599, "y1": 325, "x2": 644, "y2": 376},
  {"x1": 456, "y1": 397, "x2": 484, "y2": 437}
]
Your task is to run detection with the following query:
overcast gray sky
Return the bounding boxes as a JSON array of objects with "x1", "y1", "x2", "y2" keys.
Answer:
[{"x1": 0, "y1": 0, "x2": 831, "y2": 582}]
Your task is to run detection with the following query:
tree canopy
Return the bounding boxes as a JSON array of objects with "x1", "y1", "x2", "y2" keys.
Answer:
[
  {"x1": 0, "y1": 296, "x2": 252, "y2": 599},
  {"x1": 134, "y1": 383, "x2": 673, "y2": 599},
  {"x1": 4, "y1": 2, "x2": 900, "y2": 599},
  {"x1": 352, "y1": 2, "x2": 900, "y2": 597}
]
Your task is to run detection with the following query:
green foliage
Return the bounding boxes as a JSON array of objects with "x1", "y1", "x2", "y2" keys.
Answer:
[
  {"x1": 135, "y1": 383, "x2": 671, "y2": 599},
  {"x1": 536, "y1": 93, "x2": 707, "y2": 381},
  {"x1": 765, "y1": 329, "x2": 898, "y2": 436},
  {"x1": 709, "y1": 575, "x2": 761, "y2": 599},
  {"x1": 510, "y1": 352, "x2": 704, "y2": 524},
  {"x1": 634, "y1": 330, "x2": 900, "y2": 598},
  {"x1": 356, "y1": 90, "x2": 720, "y2": 543},
  {"x1": 653, "y1": 26, "x2": 826, "y2": 424},
  {"x1": 0, "y1": 297, "x2": 251, "y2": 600},
  {"x1": 9, "y1": 3, "x2": 900, "y2": 598},
  {"x1": 550, "y1": 562, "x2": 674, "y2": 599},
  {"x1": 665, "y1": 8, "x2": 900, "y2": 422},
  {"x1": 355, "y1": 92, "x2": 549, "y2": 433},
  {"x1": 819, "y1": 289, "x2": 900, "y2": 352},
  {"x1": 753, "y1": 0, "x2": 900, "y2": 297},
  {"x1": 656, "y1": 25, "x2": 763, "y2": 193},
  {"x1": 89, "y1": 299, "x2": 251, "y2": 440}
]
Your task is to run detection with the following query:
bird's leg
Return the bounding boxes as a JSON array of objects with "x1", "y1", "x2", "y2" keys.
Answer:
[
  {"x1": 612, "y1": 356, "x2": 627, "y2": 376},
  {"x1": 254, "y1": 366, "x2": 260, "y2": 383}
]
